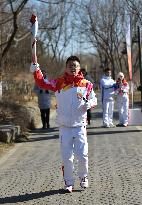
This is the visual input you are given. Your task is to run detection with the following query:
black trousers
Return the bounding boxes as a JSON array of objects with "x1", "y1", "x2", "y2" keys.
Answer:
[
  {"x1": 40, "y1": 108, "x2": 50, "y2": 128},
  {"x1": 87, "y1": 109, "x2": 91, "y2": 124}
]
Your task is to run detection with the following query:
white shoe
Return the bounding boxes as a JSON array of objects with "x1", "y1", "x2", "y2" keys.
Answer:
[
  {"x1": 122, "y1": 123, "x2": 128, "y2": 127},
  {"x1": 80, "y1": 176, "x2": 88, "y2": 188},
  {"x1": 65, "y1": 185, "x2": 73, "y2": 193}
]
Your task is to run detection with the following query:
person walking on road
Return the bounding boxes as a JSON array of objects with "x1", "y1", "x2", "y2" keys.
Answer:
[
  {"x1": 114, "y1": 72, "x2": 129, "y2": 127},
  {"x1": 100, "y1": 67, "x2": 115, "y2": 128},
  {"x1": 34, "y1": 69, "x2": 51, "y2": 129},
  {"x1": 30, "y1": 56, "x2": 97, "y2": 193}
]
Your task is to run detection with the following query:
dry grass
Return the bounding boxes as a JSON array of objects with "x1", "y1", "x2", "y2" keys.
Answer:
[
  {"x1": 129, "y1": 91, "x2": 141, "y2": 105},
  {"x1": 133, "y1": 91, "x2": 141, "y2": 102},
  {"x1": 0, "y1": 143, "x2": 14, "y2": 157},
  {"x1": 0, "y1": 72, "x2": 57, "y2": 156},
  {"x1": 0, "y1": 101, "x2": 33, "y2": 132},
  {"x1": 5, "y1": 71, "x2": 34, "y2": 83}
]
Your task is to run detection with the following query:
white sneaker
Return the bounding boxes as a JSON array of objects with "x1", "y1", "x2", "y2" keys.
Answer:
[
  {"x1": 65, "y1": 185, "x2": 73, "y2": 193},
  {"x1": 80, "y1": 176, "x2": 88, "y2": 188},
  {"x1": 122, "y1": 123, "x2": 128, "y2": 127}
]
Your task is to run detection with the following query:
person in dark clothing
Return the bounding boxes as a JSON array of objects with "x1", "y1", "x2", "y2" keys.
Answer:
[
  {"x1": 137, "y1": 85, "x2": 142, "y2": 91},
  {"x1": 34, "y1": 70, "x2": 51, "y2": 129}
]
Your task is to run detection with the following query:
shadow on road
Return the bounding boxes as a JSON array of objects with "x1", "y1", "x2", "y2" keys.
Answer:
[
  {"x1": 23, "y1": 134, "x2": 59, "y2": 143},
  {"x1": 30, "y1": 127, "x2": 59, "y2": 134},
  {"x1": 18, "y1": 110, "x2": 141, "y2": 143},
  {"x1": 87, "y1": 129, "x2": 142, "y2": 136},
  {"x1": 0, "y1": 189, "x2": 82, "y2": 204}
]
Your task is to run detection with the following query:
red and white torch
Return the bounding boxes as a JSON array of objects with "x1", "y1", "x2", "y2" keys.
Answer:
[{"x1": 30, "y1": 14, "x2": 38, "y2": 64}]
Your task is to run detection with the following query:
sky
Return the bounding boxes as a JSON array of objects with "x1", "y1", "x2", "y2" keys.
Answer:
[{"x1": 27, "y1": 0, "x2": 96, "y2": 58}]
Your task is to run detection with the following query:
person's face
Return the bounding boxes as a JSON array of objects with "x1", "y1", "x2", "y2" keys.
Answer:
[
  {"x1": 118, "y1": 75, "x2": 124, "y2": 81},
  {"x1": 66, "y1": 60, "x2": 80, "y2": 76},
  {"x1": 105, "y1": 70, "x2": 111, "y2": 77}
]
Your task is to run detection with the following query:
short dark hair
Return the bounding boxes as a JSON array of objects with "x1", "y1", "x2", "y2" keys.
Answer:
[
  {"x1": 80, "y1": 68, "x2": 86, "y2": 72},
  {"x1": 41, "y1": 69, "x2": 46, "y2": 73},
  {"x1": 104, "y1": 67, "x2": 111, "y2": 72},
  {"x1": 66, "y1": 56, "x2": 80, "y2": 65},
  {"x1": 80, "y1": 68, "x2": 87, "y2": 75}
]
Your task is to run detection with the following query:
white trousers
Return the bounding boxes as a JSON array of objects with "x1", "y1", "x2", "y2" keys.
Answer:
[
  {"x1": 117, "y1": 95, "x2": 129, "y2": 124},
  {"x1": 59, "y1": 126, "x2": 88, "y2": 186},
  {"x1": 102, "y1": 100, "x2": 114, "y2": 126}
]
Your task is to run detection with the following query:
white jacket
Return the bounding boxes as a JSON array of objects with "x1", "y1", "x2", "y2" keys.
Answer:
[
  {"x1": 55, "y1": 86, "x2": 97, "y2": 127},
  {"x1": 115, "y1": 81, "x2": 129, "y2": 101},
  {"x1": 31, "y1": 64, "x2": 97, "y2": 127},
  {"x1": 100, "y1": 75, "x2": 115, "y2": 101}
]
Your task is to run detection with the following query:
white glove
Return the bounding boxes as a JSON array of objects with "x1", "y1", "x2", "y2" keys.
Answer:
[{"x1": 30, "y1": 63, "x2": 40, "y2": 73}]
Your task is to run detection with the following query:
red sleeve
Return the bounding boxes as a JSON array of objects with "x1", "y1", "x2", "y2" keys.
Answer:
[{"x1": 34, "y1": 69, "x2": 57, "y2": 92}]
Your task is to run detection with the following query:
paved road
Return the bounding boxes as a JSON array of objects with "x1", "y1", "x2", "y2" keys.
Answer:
[{"x1": 0, "y1": 107, "x2": 142, "y2": 205}]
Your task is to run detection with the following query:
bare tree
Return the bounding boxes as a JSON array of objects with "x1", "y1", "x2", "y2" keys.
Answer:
[
  {"x1": 38, "y1": 1, "x2": 75, "y2": 63},
  {"x1": 72, "y1": 0, "x2": 141, "y2": 80},
  {"x1": 0, "y1": 0, "x2": 30, "y2": 101},
  {"x1": 73, "y1": 1, "x2": 117, "y2": 76},
  {"x1": 125, "y1": 0, "x2": 142, "y2": 24},
  {"x1": 0, "y1": 0, "x2": 29, "y2": 68}
]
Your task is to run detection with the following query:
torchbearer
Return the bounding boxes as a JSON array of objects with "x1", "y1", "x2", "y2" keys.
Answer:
[
  {"x1": 114, "y1": 72, "x2": 129, "y2": 127},
  {"x1": 29, "y1": 15, "x2": 97, "y2": 194},
  {"x1": 30, "y1": 55, "x2": 97, "y2": 193}
]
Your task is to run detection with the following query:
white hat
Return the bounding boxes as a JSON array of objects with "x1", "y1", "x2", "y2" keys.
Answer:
[{"x1": 117, "y1": 72, "x2": 124, "y2": 79}]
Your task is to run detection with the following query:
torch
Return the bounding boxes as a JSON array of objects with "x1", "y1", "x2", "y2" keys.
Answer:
[{"x1": 30, "y1": 14, "x2": 38, "y2": 64}]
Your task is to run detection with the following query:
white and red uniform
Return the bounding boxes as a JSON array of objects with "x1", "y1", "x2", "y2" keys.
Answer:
[
  {"x1": 115, "y1": 79, "x2": 129, "y2": 125},
  {"x1": 31, "y1": 65, "x2": 97, "y2": 186}
]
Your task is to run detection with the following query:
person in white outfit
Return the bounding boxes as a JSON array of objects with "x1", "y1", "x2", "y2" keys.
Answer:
[
  {"x1": 100, "y1": 68, "x2": 115, "y2": 128},
  {"x1": 30, "y1": 56, "x2": 97, "y2": 193},
  {"x1": 114, "y1": 72, "x2": 129, "y2": 127}
]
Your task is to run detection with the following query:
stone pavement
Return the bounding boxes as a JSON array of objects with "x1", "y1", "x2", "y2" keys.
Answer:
[{"x1": 0, "y1": 107, "x2": 142, "y2": 205}]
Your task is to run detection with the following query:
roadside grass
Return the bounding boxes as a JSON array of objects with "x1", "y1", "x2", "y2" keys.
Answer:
[
  {"x1": 0, "y1": 95, "x2": 56, "y2": 156},
  {"x1": 129, "y1": 91, "x2": 141, "y2": 106},
  {"x1": 133, "y1": 91, "x2": 141, "y2": 102},
  {"x1": 0, "y1": 143, "x2": 14, "y2": 157}
]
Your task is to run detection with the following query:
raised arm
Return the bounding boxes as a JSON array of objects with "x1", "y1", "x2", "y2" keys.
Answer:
[
  {"x1": 30, "y1": 63, "x2": 57, "y2": 92},
  {"x1": 30, "y1": 14, "x2": 57, "y2": 92}
]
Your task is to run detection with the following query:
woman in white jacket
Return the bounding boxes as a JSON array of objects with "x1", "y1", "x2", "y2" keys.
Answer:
[{"x1": 115, "y1": 72, "x2": 129, "y2": 127}]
